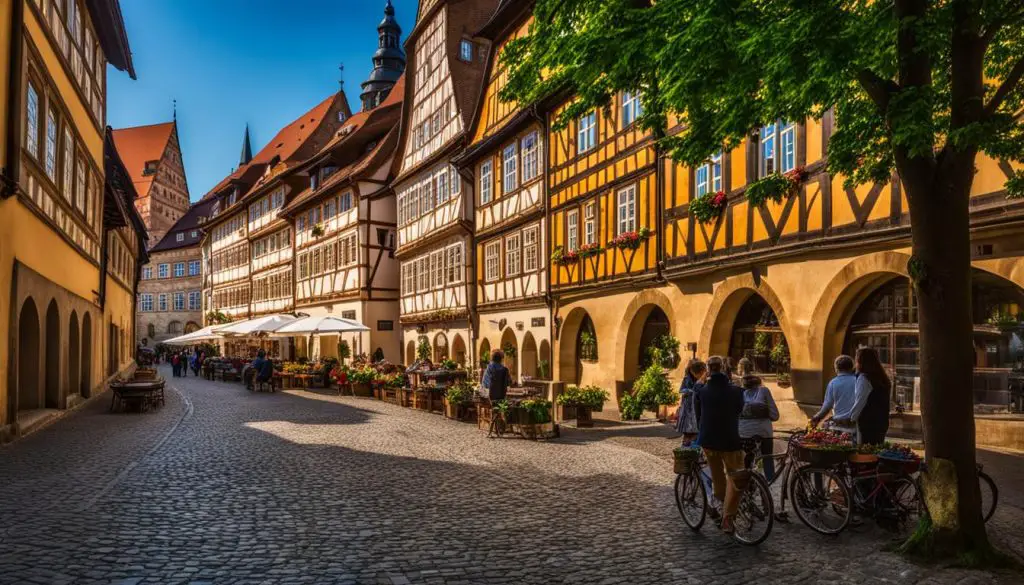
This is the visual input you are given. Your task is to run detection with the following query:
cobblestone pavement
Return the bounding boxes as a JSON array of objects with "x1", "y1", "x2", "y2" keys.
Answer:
[{"x1": 0, "y1": 366, "x2": 1020, "y2": 585}]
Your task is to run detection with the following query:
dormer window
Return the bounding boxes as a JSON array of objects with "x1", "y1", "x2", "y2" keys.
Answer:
[
  {"x1": 142, "y1": 160, "x2": 159, "y2": 176},
  {"x1": 338, "y1": 111, "x2": 347, "y2": 123},
  {"x1": 311, "y1": 172, "x2": 320, "y2": 191},
  {"x1": 459, "y1": 40, "x2": 474, "y2": 62},
  {"x1": 176, "y1": 233, "x2": 184, "y2": 242}
]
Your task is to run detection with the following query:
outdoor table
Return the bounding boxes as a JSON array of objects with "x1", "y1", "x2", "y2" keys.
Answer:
[
  {"x1": 110, "y1": 380, "x2": 165, "y2": 412},
  {"x1": 295, "y1": 374, "x2": 314, "y2": 389}
]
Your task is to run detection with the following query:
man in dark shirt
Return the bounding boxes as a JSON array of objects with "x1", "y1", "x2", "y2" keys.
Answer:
[
  {"x1": 694, "y1": 355, "x2": 746, "y2": 533},
  {"x1": 481, "y1": 350, "x2": 510, "y2": 403},
  {"x1": 249, "y1": 350, "x2": 275, "y2": 390}
]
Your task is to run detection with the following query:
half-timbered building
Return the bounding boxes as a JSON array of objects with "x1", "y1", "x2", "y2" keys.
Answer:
[
  {"x1": 455, "y1": 1, "x2": 550, "y2": 381},
  {"x1": 392, "y1": 0, "x2": 500, "y2": 366}
]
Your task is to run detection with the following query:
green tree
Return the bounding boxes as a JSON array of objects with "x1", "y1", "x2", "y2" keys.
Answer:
[{"x1": 502, "y1": 0, "x2": 1024, "y2": 558}]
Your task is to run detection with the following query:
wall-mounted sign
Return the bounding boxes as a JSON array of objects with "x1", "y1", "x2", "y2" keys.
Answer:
[
  {"x1": 378, "y1": 320, "x2": 394, "y2": 331},
  {"x1": 531, "y1": 317, "x2": 545, "y2": 328}
]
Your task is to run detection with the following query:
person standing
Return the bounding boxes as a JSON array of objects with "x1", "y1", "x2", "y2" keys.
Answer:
[
  {"x1": 854, "y1": 347, "x2": 891, "y2": 445},
  {"x1": 811, "y1": 355, "x2": 864, "y2": 439},
  {"x1": 694, "y1": 356, "x2": 745, "y2": 534},
  {"x1": 481, "y1": 350, "x2": 511, "y2": 403},
  {"x1": 675, "y1": 359, "x2": 705, "y2": 441},
  {"x1": 738, "y1": 374, "x2": 780, "y2": 481}
]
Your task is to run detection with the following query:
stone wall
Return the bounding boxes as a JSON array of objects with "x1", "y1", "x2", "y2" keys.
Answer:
[{"x1": 137, "y1": 246, "x2": 203, "y2": 345}]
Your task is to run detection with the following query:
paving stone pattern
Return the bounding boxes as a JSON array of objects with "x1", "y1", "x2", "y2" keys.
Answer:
[{"x1": 0, "y1": 366, "x2": 1020, "y2": 585}]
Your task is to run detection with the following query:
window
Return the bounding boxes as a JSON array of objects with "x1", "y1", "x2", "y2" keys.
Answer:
[
  {"x1": 341, "y1": 310, "x2": 357, "y2": 320},
  {"x1": 158, "y1": 263, "x2": 169, "y2": 278},
  {"x1": 75, "y1": 159, "x2": 85, "y2": 212},
  {"x1": 142, "y1": 266, "x2": 153, "y2": 280},
  {"x1": 460, "y1": 39, "x2": 473, "y2": 62},
  {"x1": 505, "y1": 234, "x2": 521, "y2": 277},
  {"x1": 341, "y1": 233, "x2": 358, "y2": 266},
  {"x1": 450, "y1": 166, "x2": 461, "y2": 194},
  {"x1": 191, "y1": 231, "x2": 198, "y2": 238},
  {"x1": 340, "y1": 192, "x2": 353, "y2": 212},
  {"x1": 566, "y1": 209, "x2": 579, "y2": 251},
  {"x1": 502, "y1": 143, "x2": 518, "y2": 194},
  {"x1": 173, "y1": 262, "x2": 185, "y2": 278},
  {"x1": 189, "y1": 260, "x2": 201, "y2": 276},
  {"x1": 584, "y1": 202, "x2": 596, "y2": 245},
  {"x1": 139, "y1": 294, "x2": 153, "y2": 312},
  {"x1": 446, "y1": 244, "x2": 464, "y2": 284},
  {"x1": 485, "y1": 241, "x2": 501, "y2": 281},
  {"x1": 617, "y1": 186, "x2": 637, "y2": 234},
  {"x1": 62, "y1": 128, "x2": 73, "y2": 199},
  {"x1": 479, "y1": 160, "x2": 493, "y2": 204},
  {"x1": 521, "y1": 133, "x2": 539, "y2": 181},
  {"x1": 523, "y1": 227, "x2": 539, "y2": 272},
  {"x1": 436, "y1": 171, "x2": 449, "y2": 204},
  {"x1": 25, "y1": 83, "x2": 39, "y2": 157},
  {"x1": 577, "y1": 112, "x2": 597, "y2": 153},
  {"x1": 189, "y1": 291, "x2": 201, "y2": 310},
  {"x1": 402, "y1": 263, "x2": 415, "y2": 296},
  {"x1": 158, "y1": 293, "x2": 168, "y2": 311},
  {"x1": 431, "y1": 250, "x2": 444, "y2": 288},
  {"x1": 759, "y1": 121, "x2": 796, "y2": 178},
  {"x1": 174, "y1": 292, "x2": 185, "y2": 311},
  {"x1": 695, "y1": 152, "x2": 723, "y2": 197},
  {"x1": 417, "y1": 256, "x2": 429, "y2": 291},
  {"x1": 45, "y1": 109, "x2": 57, "y2": 179},
  {"x1": 622, "y1": 91, "x2": 643, "y2": 127},
  {"x1": 271, "y1": 189, "x2": 284, "y2": 209},
  {"x1": 176, "y1": 233, "x2": 184, "y2": 242}
]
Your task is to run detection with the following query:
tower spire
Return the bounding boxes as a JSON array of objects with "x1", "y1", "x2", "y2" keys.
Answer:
[
  {"x1": 240, "y1": 124, "x2": 253, "y2": 167},
  {"x1": 360, "y1": 0, "x2": 406, "y2": 111}
]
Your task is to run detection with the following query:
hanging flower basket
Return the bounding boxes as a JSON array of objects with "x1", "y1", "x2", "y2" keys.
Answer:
[
  {"x1": 577, "y1": 242, "x2": 603, "y2": 259},
  {"x1": 609, "y1": 227, "x2": 652, "y2": 251},
  {"x1": 551, "y1": 245, "x2": 580, "y2": 266},
  {"x1": 745, "y1": 166, "x2": 808, "y2": 208},
  {"x1": 689, "y1": 191, "x2": 728, "y2": 224}
]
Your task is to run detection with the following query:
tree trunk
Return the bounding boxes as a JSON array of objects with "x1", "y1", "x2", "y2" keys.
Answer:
[{"x1": 902, "y1": 158, "x2": 989, "y2": 557}]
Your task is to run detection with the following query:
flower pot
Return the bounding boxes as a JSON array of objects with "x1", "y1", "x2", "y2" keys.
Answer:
[
  {"x1": 576, "y1": 407, "x2": 594, "y2": 428},
  {"x1": 795, "y1": 444, "x2": 854, "y2": 466},
  {"x1": 443, "y1": 398, "x2": 459, "y2": 420},
  {"x1": 848, "y1": 453, "x2": 879, "y2": 465},
  {"x1": 520, "y1": 422, "x2": 555, "y2": 440},
  {"x1": 878, "y1": 455, "x2": 921, "y2": 475},
  {"x1": 352, "y1": 382, "x2": 373, "y2": 397}
]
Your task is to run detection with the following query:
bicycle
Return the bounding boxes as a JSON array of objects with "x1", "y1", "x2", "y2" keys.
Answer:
[
  {"x1": 487, "y1": 400, "x2": 510, "y2": 438},
  {"x1": 977, "y1": 464, "x2": 998, "y2": 523},
  {"x1": 788, "y1": 454, "x2": 922, "y2": 535},
  {"x1": 750, "y1": 429, "x2": 807, "y2": 521},
  {"x1": 674, "y1": 448, "x2": 775, "y2": 545}
]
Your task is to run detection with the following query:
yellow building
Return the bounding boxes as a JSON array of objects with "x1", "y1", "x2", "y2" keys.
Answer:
[{"x1": 0, "y1": 0, "x2": 139, "y2": 439}]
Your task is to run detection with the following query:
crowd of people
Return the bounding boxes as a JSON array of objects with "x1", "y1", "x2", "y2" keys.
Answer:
[
  {"x1": 674, "y1": 347, "x2": 891, "y2": 534},
  {"x1": 169, "y1": 348, "x2": 206, "y2": 378}
]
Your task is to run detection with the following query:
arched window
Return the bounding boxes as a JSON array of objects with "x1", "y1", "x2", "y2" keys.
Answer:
[
  {"x1": 146, "y1": 323, "x2": 156, "y2": 339},
  {"x1": 728, "y1": 295, "x2": 789, "y2": 374},
  {"x1": 577, "y1": 315, "x2": 598, "y2": 361}
]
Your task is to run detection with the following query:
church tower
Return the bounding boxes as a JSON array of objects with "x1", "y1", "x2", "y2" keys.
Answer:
[
  {"x1": 360, "y1": 0, "x2": 406, "y2": 111},
  {"x1": 240, "y1": 125, "x2": 253, "y2": 167}
]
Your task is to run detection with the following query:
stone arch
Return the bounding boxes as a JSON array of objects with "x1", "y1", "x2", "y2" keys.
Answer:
[
  {"x1": 521, "y1": 332, "x2": 538, "y2": 379},
  {"x1": 806, "y1": 251, "x2": 910, "y2": 403},
  {"x1": 616, "y1": 288, "x2": 677, "y2": 382},
  {"x1": 68, "y1": 311, "x2": 80, "y2": 400},
  {"x1": 558, "y1": 307, "x2": 596, "y2": 385},
  {"x1": 698, "y1": 275, "x2": 791, "y2": 362},
  {"x1": 539, "y1": 339, "x2": 552, "y2": 379},
  {"x1": 405, "y1": 340, "x2": 416, "y2": 365},
  {"x1": 146, "y1": 322, "x2": 156, "y2": 339},
  {"x1": 17, "y1": 298, "x2": 41, "y2": 412},
  {"x1": 500, "y1": 328, "x2": 519, "y2": 382},
  {"x1": 479, "y1": 338, "x2": 492, "y2": 370},
  {"x1": 45, "y1": 300, "x2": 61, "y2": 409},
  {"x1": 185, "y1": 321, "x2": 200, "y2": 334},
  {"x1": 433, "y1": 332, "x2": 449, "y2": 362},
  {"x1": 81, "y1": 313, "x2": 92, "y2": 397},
  {"x1": 451, "y1": 333, "x2": 467, "y2": 366}
]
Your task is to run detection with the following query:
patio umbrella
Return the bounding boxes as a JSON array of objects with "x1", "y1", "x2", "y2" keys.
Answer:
[
  {"x1": 163, "y1": 324, "x2": 231, "y2": 345},
  {"x1": 216, "y1": 314, "x2": 298, "y2": 336},
  {"x1": 270, "y1": 315, "x2": 370, "y2": 336}
]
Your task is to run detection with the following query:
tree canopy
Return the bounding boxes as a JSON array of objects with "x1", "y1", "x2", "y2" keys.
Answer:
[{"x1": 500, "y1": 0, "x2": 1024, "y2": 195}]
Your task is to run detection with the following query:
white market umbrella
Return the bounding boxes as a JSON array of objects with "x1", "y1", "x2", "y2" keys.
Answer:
[
  {"x1": 270, "y1": 315, "x2": 370, "y2": 336},
  {"x1": 216, "y1": 314, "x2": 298, "y2": 336},
  {"x1": 163, "y1": 324, "x2": 231, "y2": 345}
]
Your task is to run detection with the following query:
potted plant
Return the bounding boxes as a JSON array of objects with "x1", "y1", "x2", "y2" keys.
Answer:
[
  {"x1": 416, "y1": 337, "x2": 431, "y2": 362},
  {"x1": 688, "y1": 190, "x2": 728, "y2": 224},
  {"x1": 444, "y1": 381, "x2": 475, "y2": 421},
  {"x1": 337, "y1": 340, "x2": 351, "y2": 364},
  {"x1": 349, "y1": 366, "x2": 376, "y2": 397},
  {"x1": 579, "y1": 330, "x2": 598, "y2": 361},
  {"x1": 538, "y1": 359, "x2": 550, "y2": 380},
  {"x1": 608, "y1": 227, "x2": 652, "y2": 251},
  {"x1": 311, "y1": 223, "x2": 325, "y2": 238},
  {"x1": 646, "y1": 334, "x2": 681, "y2": 370},
  {"x1": 557, "y1": 385, "x2": 609, "y2": 427},
  {"x1": 621, "y1": 357, "x2": 678, "y2": 421},
  {"x1": 502, "y1": 343, "x2": 517, "y2": 361},
  {"x1": 518, "y1": 398, "x2": 555, "y2": 440}
]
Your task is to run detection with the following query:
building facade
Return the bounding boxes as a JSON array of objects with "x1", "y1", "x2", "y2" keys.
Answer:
[
  {"x1": 393, "y1": 0, "x2": 500, "y2": 367},
  {"x1": 0, "y1": 0, "x2": 141, "y2": 439},
  {"x1": 112, "y1": 120, "x2": 190, "y2": 247},
  {"x1": 456, "y1": 1, "x2": 550, "y2": 380},
  {"x1": 136, "y1": 199, "x2": 211, "y2": 346}
]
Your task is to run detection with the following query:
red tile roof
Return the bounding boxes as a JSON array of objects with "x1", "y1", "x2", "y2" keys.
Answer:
[{"x1": 111, "y1": 122, "x2": 175, "y2": 198}]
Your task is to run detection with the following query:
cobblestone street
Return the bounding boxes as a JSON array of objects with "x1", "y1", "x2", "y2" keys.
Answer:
[{"x1": 0, "y1": 366, "x2": 1021, "y2": 585}]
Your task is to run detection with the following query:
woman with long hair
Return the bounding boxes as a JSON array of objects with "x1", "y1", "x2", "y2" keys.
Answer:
[
  {"x1": 855, "y1": 347, "x2": 891, "y2": 445},
  {"x1": 675, "y1": 359, "x2": 706, "y2": 441}
]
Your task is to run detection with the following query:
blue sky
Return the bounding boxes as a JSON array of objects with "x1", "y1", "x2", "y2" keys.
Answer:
[{"x1": 108, "y1": 0, "x2": 417, "y2": 200}]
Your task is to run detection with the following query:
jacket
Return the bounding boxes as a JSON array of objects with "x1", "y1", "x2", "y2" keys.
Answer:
[{"x1": 694, "y1": 372, "x2": 745, "y2": 451}]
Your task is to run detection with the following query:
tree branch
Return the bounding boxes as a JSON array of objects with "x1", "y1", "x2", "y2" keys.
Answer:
[
  {"x1": 856, "y1": 69, "x2": 900, "y2": 113},
  {"x1": 984, "y1": 57, "x2": 1024, "y2": 118}
]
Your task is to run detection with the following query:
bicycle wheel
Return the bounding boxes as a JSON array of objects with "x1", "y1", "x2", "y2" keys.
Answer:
[
  {"x1": 889, "y1": 475, "x2": 924, "y2": 530},
  {"x1": 789, "y1": 467, "x2": 851, "y2": 535},
  {"x1": 979, "y1": 470, "x2": 998, "y2": 523},
  {"x1": 674, "y1": 471, "x2": 707, "y2": 531},
  {"x1": 731, "y1": 473, "x2": 775, "y2": 546}
]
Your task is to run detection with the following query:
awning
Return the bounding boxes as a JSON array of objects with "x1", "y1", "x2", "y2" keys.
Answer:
[
  {"x1": 216, "y1": 314, "x2": 298, "y2": 336},
  {"x1": 163, "y1": 324, "x2": 232, "y2": 345},
  {"x1": 270, "y1": 315, "x2": 370, "y2": 336}
]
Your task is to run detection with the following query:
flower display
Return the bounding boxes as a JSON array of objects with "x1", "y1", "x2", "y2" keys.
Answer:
[
  {"x1": 689, "y1": 190, "x2": 728, "y2": 224},
  {"x1": 551, "y1": 245, "x2": 580, "y2": 266},
  {"x1": 609, "y1": 227, "x2": 652, "y2": 250},
  {"x1": 578, "y1": 242, "x2": 603, "y2": 258}
]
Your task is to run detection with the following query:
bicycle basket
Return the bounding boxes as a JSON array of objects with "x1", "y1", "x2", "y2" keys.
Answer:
[
  {"x1": 673, "y1": 449, "x2": 700, "y2": 474},
  {"x1": 795, "y1": 444, "x2": 854, "y2": 466}
]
